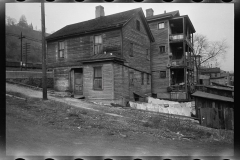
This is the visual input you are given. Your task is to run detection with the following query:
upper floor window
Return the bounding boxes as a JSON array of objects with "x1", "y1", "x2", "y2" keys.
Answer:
[
  {"x1": 93, "y1": 67, "x2": 102, "y2": 90},
  {"x1": 94, "y1": 35, "x2": 103, "y2": 55},
  {"x1": 129, "y1": 43, "x2": 133, "y2": 57},
  {"x1": 160, "y1": 71, "x2": 166, "y2": 78},
  {"x1": 141, "y1": 72, "x2": 144, "y2": 85},
  {"x1": 58, "y1": 41, "x2": 65, "y2": 58},
  {"x1": 147, "y1": 74, "x2": 150, "y2": 84},
  {"x1": 159, "y1": 46, "x2": 166, "y2": 53},
  {"x1": 136, "y1": 20, "x2": 140, "y2": 31},
  {"x1": 158, "y1": 22, "x2": 165, "y2": 29},
  {"x1": 129, "y1": 72, "x2": 134, "y2": 85},
  {"x1": 146, "y1": 49, "x2": 150, "y2": 60}
]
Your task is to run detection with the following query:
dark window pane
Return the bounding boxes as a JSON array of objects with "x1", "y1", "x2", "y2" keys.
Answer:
[{"x1": 160, "y1": 71, "x2": 166, "y2": 78}]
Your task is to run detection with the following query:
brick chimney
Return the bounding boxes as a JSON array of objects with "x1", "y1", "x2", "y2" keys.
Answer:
[
  {"x1": 146, "y1": 8, "x2": 154, "y2": 17},
  {"x1": 96, "y1": 5, "x2": 105, "y2": 18}
]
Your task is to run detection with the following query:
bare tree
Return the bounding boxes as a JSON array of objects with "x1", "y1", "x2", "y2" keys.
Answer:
[
  {"x1": 6, "y1": 16, "x2": 17, "y2": 26},
  {"x1": 193, "y1": 33, "x2": 228, "y2": 83}
]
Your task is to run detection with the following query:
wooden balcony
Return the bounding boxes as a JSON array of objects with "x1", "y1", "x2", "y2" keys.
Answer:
[{"x1": 169, "y1": 34, "x2": 184, "y2": 41}]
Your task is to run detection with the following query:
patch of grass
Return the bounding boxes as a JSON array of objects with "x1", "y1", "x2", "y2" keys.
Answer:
[{"x1": 143, "y1": 115, "x2": 213, "y2": 140}]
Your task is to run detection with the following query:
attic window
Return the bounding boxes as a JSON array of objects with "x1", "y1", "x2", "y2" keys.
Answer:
[
  {"x1": 158, "y1": 22, "x2": 165, "y2": 29},
  {"x1": 136, "y1": 20, "x2": 140, "y2": 31}
]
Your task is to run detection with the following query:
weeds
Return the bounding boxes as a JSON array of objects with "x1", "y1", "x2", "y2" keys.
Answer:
[{"x1": 143, "y1": 114, "x2": 214, "y2": 140}]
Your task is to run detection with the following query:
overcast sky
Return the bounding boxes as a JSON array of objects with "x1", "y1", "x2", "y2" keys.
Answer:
[{"x1": 6, "y1": 3, "x2": 234, "y2": 72}]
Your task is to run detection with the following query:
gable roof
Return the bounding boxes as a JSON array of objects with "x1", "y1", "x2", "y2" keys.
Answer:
[
  {"x1": 46, "y1": 8, "x2": 154, "y2": 42},
  {"x1": 146, "y1": 10, "x2": 180, "y2": 21},
  {"x1": 192, "y1": 91, "x2": 234, "y2": 103}
]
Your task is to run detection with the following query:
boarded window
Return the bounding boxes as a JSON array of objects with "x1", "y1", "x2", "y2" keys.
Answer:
[
  {"x1": 158, "y1": 22, "x2": 164, "y2": 29},
  {"x1": 159, "y1": 46, "x2": 165, "y2": 53},
  {"x1": 129, "y1": 72, "x2": 134, "y2": 85},
  {"x1": 136, "y1": 20, "x2": 140, "y2": 31},
  {"x1": 146, "y1": 49, "x2": 150, "y2": 60},
  {"x1": 141, "y1": 72, "x2": 144, "y2": 85},
  {"x1": 160, "y1": 71, "x2": 166, "y2": 78},
  {"x1": 94, "y1": 35, "x2": 103, "y2": 55},
  {"x1": 129, "y1": 43, "x2": 133, "y2": 57},
  {"x1": 93, "y1": 67, "x2": 102, "y2": 90},
  {"x1": 147, "y1": 74, "x2": 150, "y2": 84},
  {"x1": 58, "y1": 41, "x2": 65, "y2": 58}
]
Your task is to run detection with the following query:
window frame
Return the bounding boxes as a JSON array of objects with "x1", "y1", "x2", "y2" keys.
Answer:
[
  {"x1": 58, "y1": 41, "x2": 65, "y2": 58},
  {"x1": 158, "y1": 22, "x2": 165, "y2": 29},
  {"x1": 129, "y1": 43, "x2": 134, "y2": 57},
  {"x1": 160, "y1": 71, "x2": 167, "y2": 79},
  {"x1": 159, "y1": 46, "x2": 166, "y2": 54},
  {"x1": 93, "y1": 66, "x2": 103, "y2": 90},
  {"x1": 146, "y1": 49, "x2": 150, "y2": 60},
  {"x1": 129, "y1": 72, "x2": 134, "y2": 85},
  {"x1": 141, "y1": 72, "x2": 144, "y2": 85},
  {"x1": 147, "y1": 74, "x2": 150, "y2": 84},
  {"x1": 94, "y1": 35, "x2": 103, "y2": 55},
  {"x1": 136, "y1": 20, "x2": 140, "y2": 31}
]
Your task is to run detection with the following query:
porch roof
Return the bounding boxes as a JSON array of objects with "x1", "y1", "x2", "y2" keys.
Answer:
[
  {"x1": 80, "y1": 53, "x2": 125, "y2": 63},
  {"x1": 192, "y1": 91, "x2": 234, "y2": 103}
]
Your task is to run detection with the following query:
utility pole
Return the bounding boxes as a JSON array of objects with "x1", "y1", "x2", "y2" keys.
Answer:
[
  {"x1": 23, "y1": 43, "x2": 30, "y2": 70},
  {"x1": 41, "y1": 1, "x2": 47, "y2": 100},
  {"x1": 19, "y1": 32, "x2": 25, "y2": 71}
]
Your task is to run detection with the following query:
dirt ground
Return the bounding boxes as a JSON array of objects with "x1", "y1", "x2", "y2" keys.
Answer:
[{"x1": 6, "y1": 82, "x2": 234, "y2": 157}]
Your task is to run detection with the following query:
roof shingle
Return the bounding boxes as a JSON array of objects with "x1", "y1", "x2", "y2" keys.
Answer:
[
  {"x1": 46, "y1": 8, "x2": 142, "y2": 41},
  {"x1": 192, "y1": 91, "x2": 234, "y2": 102}
]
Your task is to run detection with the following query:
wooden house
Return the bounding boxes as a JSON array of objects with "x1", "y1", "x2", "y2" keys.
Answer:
[
  {"x1": 46, "y1": 6, "x2": 154, "y2": 105},
  {"x1": 145, "y1": 9, "x2": 196, "y2": 101},
  {"x1": 192, "y1": 91, "x2": 234, "y2": 130}
]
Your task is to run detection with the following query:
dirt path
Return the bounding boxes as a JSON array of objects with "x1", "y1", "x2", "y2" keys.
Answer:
[{"x1": 6, "y1": 82, "x2": 234, "y2": 157}]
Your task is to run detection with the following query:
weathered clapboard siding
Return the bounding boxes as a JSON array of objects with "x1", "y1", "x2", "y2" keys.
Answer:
[
  {"x1": 149, "y1": 20, "x2": 170, "y2": 97},
  {"x1": 128, "y1": 68, "x2": 151, "y2": 101},
  {"x1": 83, "y1": 63, "x2": 114, "y2": 100},
  {"x1": 53, "y1": 67, "x2": 71, "y2": 91},
  {"x1": 122, "y1": 13, "x2": 151, "y2": 73},
  {"x1": 103, "y1": 30, "x2": 121, "y2": 55},
  {"x1": 47, "y1": 29, "x2": 121, "y2": 68},
  {"x1": 113, "y1": 63, "x2": 123, "y2": 100}
]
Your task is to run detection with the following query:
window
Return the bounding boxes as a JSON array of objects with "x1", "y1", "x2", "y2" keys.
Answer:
[
  {"x1": 93, "y1": 67, "x2": 102, "y2": 90},
  {"x1": 146, "y1": 49, "x2": 150, "y2": 60},
  {"x1": 136, "y1": 20, "x2": 140, "y2": 31},
  {"x1": 94, "y1": 35, "x2": 103, "y2": 55},
  {"x1": 58, "y1": 41, "x2": 65, "y2": 58},
  {"x1": 160, "y1": 71, "x2": 166, "y2": 78},
  {"x1": 129, "y1": 43, "x2": 133, "y2": 57},
  {"x1": 147, "y1": 74, "x2": 150, "y2": 84},
  {"x1": 158, "y1": 22, "x2": 164, "y2": 29},
  {"x1": 159, "y1": 46, "x2": 165, "y2": 53},
  {"x1": 129, "y1": 72, "x2": 134, "y2": 85},
  {"x1": 141, "y1": 73, "x2": 144, "y2": 85}
]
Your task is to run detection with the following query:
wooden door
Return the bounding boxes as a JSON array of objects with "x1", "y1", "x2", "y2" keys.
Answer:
[
  {"x1": 74, "y1": 70, "x2": 83, "y2": 95},
  {"x1": 200, "y1": 108, "x2": 220, "y2": 129}
]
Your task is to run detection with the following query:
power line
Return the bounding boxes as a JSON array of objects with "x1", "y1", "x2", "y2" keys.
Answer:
[{"x1": 6, "y1": 32, "x2": 42, "y2": 43}]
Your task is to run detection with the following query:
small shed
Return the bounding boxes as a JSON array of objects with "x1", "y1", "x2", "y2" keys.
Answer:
[{"x1": 192, "y1": 91, "x2": 234, "y2": 130}]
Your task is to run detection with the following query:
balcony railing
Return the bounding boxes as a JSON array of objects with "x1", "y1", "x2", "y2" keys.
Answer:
[
  {"x1": 171, "y1": 84, "x2": 186, "y2": 91},
  {"x1": 169, "y1": 34, "x2": 184, "y2": 41},
  {"x1": 171, "y1": 58, "x2": 184, "y2": 66}
]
